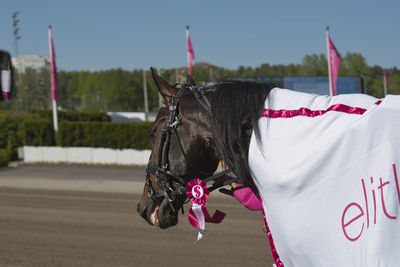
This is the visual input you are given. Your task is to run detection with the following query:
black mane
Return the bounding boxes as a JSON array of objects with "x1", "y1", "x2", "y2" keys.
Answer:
[{"x1": 210, "y1": 81, "x2": 273, "y2": 193}]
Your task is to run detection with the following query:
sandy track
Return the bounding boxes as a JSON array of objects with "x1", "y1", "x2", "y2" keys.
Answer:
[{"x1": 0, "y1": 164, "x2": 273, "y2": 267}]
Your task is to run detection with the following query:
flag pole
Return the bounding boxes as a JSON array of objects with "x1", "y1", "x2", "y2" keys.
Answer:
[
  {"x1": 326, "y1": 26, "x2": 333, "y2": 96},
  {"x1": 158, "y1": 69, "x2": 162, "y2": 107},
  {"x1": 143, "y1": 70, "x2": 149, "y2": 121},
  {"x1": 48, "y1": 25, "x2": 58, "y2": 132},
  {"x1": 383, "y1": 71, "x2": 388, "y2": 96}
]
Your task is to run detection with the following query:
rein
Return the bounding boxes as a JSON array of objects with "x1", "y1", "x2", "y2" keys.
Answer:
[{"x1": 145, "y1": 84, "x2": 236, "y2": 212}]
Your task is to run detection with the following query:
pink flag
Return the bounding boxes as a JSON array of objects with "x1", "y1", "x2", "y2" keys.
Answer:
[
  {"x1": 186, "y1": 25, "x2": 195, "y2": 77},
  {"x1": 48, "y1": 25, "x2": 58, "y2": 101},
  {"x1": 327, "y1": 34, "x2": 341, "y2": 96}
]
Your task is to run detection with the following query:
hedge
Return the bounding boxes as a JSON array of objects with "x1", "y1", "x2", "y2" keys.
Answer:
[
  {"x1": 0, "y1": 149, "x2": 9, "y2": 167},
  {"x1": 20, "y1": 120, "x2": 55, "y2": 146},
  {"x1": 56, "y1": 121, "x2": 152, "y2": 150},
  {"x1": 31, "y1": 110, "x2": 110, "y2": 122},
  {"x1": 0, "y1": 111, "x2": 34, "y2": 160},
  {"x1": 1, "y1": 110, "x2": 152, "y2": 154}
]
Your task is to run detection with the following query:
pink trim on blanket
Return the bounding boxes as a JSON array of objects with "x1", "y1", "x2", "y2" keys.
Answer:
[
  {"x1": 262, "y1": 99, "x2": 383, "y2": 118},
  {"x1": 250, "y1": 184, "x2": 284, "y2": 266},
  {"x1": 262, "y1": 209, "x2": 284, "y2": 267},
  {"x1": 262, "y1": 103, "x2": 368, "y2": 118}
]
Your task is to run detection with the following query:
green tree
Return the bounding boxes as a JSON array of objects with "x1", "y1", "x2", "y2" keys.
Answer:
[
  {"x1": 11, "y1": 68, "x2": 51, "y2": 111},
  {"x1": 301, "y1": 54, "x2": 328, "y2": 76},
  {"x1": 340, "y1": 52, "x2": 370, "y2": 77}
]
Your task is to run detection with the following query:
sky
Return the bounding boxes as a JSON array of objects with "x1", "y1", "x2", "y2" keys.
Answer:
[{"x1": 1, "y1": 0, "x2": 399, "y2": 72}]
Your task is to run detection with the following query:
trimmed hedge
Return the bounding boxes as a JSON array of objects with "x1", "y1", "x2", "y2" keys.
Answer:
[
  {"x1": 1, "y1": 110, "x2": 152, "y2": 154},
  {"x1": 0, "y1": 149, "x2": 9, "y2": 167},
  {"x1": 20, "y1": 120, "x2": 55, "y2": 146},
  {"x1": 31, "y1": 110, "x2": 110, "y2": 122},
  {"x1": 56, "y1": 121, "x2": 152, "y2": 150},
  {"x1": 0, "y1": 111, "x2": 34, "y2": 160}
]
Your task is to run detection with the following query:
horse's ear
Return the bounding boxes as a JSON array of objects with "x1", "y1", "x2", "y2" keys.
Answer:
[
  {"x1": 150, "y1": 67, "x2": 177, "y2": 97},
  {"x1": 185, "y1": 75, "x2": 196, "y2": 86}
]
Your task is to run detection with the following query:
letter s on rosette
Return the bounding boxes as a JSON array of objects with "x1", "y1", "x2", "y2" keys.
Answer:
[{"x1": 186, "y1": 178, "x2": 226, "y2": 242}]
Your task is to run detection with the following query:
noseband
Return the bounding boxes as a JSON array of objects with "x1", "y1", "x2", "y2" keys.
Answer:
[{"x1": 145, "y1": 84, "x2": 234, "y2": 212}]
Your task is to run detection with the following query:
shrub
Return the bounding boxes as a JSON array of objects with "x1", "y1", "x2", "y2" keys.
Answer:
[
  {"x1": 20, "y1": 120, "x2": 55, "y2": 146},
  {"x1": 31, "y1": 110, "x2": 110, "y2": 122},
  {"x1": 0, "y1": 149, "x2": 9, "y2": 167},
  {"x1": 0, "y1": 111, "x2": 33, "y2": 159},
  {"x1": 56, "y1": 121, "x2": 151, "y2": 150},
  {"x1": 1, "y1": 110, "x2": 152, "y2": 153}
]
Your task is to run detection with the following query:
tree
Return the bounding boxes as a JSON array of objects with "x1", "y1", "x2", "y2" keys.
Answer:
[
  {"x1": 10, "y1": 68, "x2": 51, "y2": 111},
  {"x1": 301, "y1": 54, "x2": 328, "y2": 76},
  {"x1": 340, "y1": 52, "x2": 370, "y2": 77}
]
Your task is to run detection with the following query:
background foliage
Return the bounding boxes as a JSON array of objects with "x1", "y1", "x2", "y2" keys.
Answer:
[
  {"x1": 1, "y1": 52, "x2": 399, "y2": 113},
  {"x1": 0, "y1": 52, "x2": 398, "y2": 165},
  {"x1": 56, "y1": 121, "x2": 151, "y2": 149},
  {"x1": 0, "y1": 110, "x2": 151, "y2": 164}
]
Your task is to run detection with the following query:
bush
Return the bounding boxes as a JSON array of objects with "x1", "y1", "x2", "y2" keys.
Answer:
[
  {"x1": 1, "y1": 110, "x2": 152, "y2": 153},
  {"x1": 20, "y1": 120, "x2": 55, "y2": 146},
  {"x1": 56, "y1": 121, "x2": 151, "y2": 150},
  {"x1": 0, "y1": 149, "x2": 9, "y2": 167},
  {"x1": 0, "y1": 111, "x2": 33, "y2": 159},
  {"x1": 31, "y1": 110, "x2": 110, "y2": 122}
]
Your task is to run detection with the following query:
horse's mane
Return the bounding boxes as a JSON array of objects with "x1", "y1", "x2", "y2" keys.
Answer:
[{"x1": 210, "y1": 81, "x2": 273, "y2": 193}]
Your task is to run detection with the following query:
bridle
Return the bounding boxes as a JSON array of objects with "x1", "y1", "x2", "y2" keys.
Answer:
[{"x1": 145, "y1": 83, "x2": 235, "y2": 213}]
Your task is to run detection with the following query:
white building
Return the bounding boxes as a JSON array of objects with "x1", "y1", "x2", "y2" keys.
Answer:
[{"x1": 12, "y1": 54, "x2": 50, "y2": 73}]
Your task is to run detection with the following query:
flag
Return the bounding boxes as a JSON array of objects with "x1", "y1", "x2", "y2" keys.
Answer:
[
  {"x1": 48, "y1": 25, "x2": 59, "y2": 132},
  {"x1": 327, "y1": 32, "x2": 341, "y2": 96},
  {"x1": 48, "y1": 25, "x2": 58, "y2": 101},
  {"x1": 1, "y1": 70, "x2": 11, "y2": 100},
  {"x1": 186, "y1": 25, "x2": 195, "y2": 77},
  {"x1": 0, "y1": 51, "x2": 12, "y2": 101}
]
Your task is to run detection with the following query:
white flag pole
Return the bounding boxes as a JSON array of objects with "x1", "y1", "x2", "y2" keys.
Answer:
[
  {"x1": 48, "y1": 25, "x2": 58, "y2": 132},
  {"x1": 383, "y1": 71, "x2": 388, "y2": 96},
  {"x1": 326, "y1": 26, "x2": 333, "y2": 97},
  {"x1": 143, "y1": 71, "x2": 149, "y2": 121}
]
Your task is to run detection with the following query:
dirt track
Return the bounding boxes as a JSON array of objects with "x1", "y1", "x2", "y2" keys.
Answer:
[{"x1": 0, "y1": 164, "x2": 273, "y2": 267}]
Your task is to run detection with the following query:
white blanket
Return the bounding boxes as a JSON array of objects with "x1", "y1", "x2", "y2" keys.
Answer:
[{"x1": 249, "y1": 88, "x2": 400, "y2": 267}]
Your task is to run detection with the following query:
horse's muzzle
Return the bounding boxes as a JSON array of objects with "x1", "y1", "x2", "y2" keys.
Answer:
[{"x1": 137, "y1": 197, "x2": 179, "y2": 229}]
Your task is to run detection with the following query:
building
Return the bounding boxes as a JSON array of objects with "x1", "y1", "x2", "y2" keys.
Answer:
[{"x1": 11, "y1": 54, "x2": 50, "y2": 73}]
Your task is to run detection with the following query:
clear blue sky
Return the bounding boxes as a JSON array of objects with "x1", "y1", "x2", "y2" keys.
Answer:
[{"x1": 1, "y1": 0, "x2": 399, "y2": 72}]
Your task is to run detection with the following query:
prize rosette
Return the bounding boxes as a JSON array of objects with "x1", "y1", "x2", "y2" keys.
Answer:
[{"x1": 186, "y1": 178, "x2": 225, "y2": 241}]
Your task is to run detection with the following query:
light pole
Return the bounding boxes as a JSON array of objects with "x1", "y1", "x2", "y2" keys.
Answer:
[{"x1": 12, "y1": 11, "x2": 21, "y2": 57}]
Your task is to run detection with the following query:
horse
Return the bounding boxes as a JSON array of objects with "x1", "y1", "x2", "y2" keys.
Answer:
[
  {"x1": 137, "y1": 68, "x2": 245, "y2": 229},
  {"x1": 138, "y1": 68, "x2": 400, "y2": 266}
]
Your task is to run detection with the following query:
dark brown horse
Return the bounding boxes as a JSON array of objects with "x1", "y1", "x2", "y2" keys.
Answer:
[
  {"x1": 137, "y1": 68, "x2": 271, "y2": 229},
  {"x1": 137, "y1": 72, "x2": 400, "y2": 265}
]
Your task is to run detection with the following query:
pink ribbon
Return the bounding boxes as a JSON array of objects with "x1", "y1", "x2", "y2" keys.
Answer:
[
  {"x1": 2, "y1": 92, "x2": 9, "y2": 100},
  {"x1": 186, "y1": 178, "x2": 225, "y2": 241}
]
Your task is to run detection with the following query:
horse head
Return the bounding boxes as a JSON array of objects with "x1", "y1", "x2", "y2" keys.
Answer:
[{"x1": 137, "y1": 68, "x2": 220, "y2": 229}]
